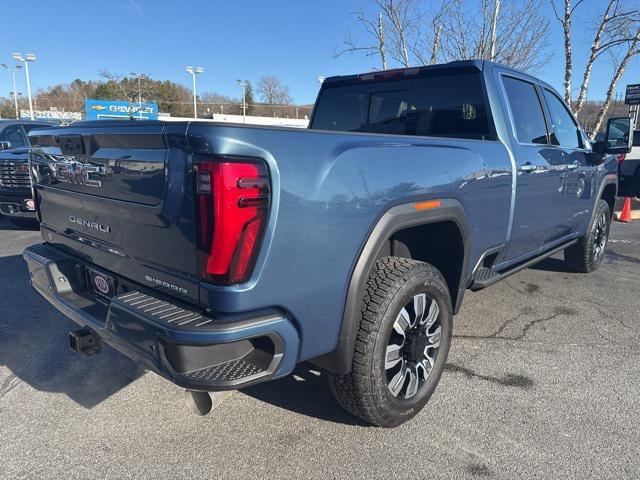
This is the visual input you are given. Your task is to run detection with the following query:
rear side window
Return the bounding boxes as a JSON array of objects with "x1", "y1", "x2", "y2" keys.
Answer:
[
  {"x1": 502, "y1": 76, "x2": 548, "y2": 144},
  {"x1": 543, "y1": 89, "x2": 581, "y2": 149},
  {"x1": 311, "y1": 72, "x2": 494, "y2": 140},
  {"x1": 311, "y1": 85, "x2": 369, "y2": 132}
]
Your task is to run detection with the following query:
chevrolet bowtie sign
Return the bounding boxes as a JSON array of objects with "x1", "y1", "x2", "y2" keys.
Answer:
[{"x1": 84, "y1": 99, "x2": 159, "y2": 120}]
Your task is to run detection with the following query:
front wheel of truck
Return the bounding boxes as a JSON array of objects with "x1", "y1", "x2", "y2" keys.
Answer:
[
  {"x1": 564, "y1": 199, "x2": 611, "y2": 273},
  {"x1": 328, "y1": 257, "x2": 452, "y2": 427}
]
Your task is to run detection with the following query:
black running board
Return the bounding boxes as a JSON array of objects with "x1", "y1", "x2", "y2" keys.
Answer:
[{"x1": 470, "y1": 239, "x2": 578, "y2": 291}]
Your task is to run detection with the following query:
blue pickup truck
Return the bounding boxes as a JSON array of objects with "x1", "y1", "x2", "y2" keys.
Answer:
[{"x1": 23, "y1": 61, "x2": 632, "y2": 427}]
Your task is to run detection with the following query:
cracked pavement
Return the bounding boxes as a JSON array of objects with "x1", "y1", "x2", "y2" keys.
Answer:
[{"x1": 0, "y1": 216, "x2": 639, "y2": 479}]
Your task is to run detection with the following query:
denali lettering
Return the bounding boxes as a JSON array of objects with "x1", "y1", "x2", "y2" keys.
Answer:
[
  {"x1": 68, "y1": 215, "x2": 111, "y2": 233},
  {"x1": 145, "y1": 275, "x2": 188, "y2": 295}
]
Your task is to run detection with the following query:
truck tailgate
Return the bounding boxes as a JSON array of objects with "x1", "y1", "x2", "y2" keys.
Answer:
[{"x1": 29, "y1": 122, "x2": 200, "y2": 303}]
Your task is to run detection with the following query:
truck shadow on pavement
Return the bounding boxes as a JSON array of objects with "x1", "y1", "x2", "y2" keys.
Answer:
[
  {"x1": 527, "y1": 256, "x2": 568, "y2": 273},
  {"x1": 0, "y1": 221, "x2": 39, "y2": 232},
  {"x1": 243, "y1": 364, "x2": 370, "y2": 426},
  {"x1": 243, "y1": 361, "x2": 535, "y2": 426},
  {"x1": 0, "y1": 254, "x2": 144, "y2": 408}
]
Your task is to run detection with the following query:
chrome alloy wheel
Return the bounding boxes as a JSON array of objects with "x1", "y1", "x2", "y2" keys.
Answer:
[
  {"x1": 385, "y1": 293, "x2": 441, "y2": 399},
  {"x1": 593, "y1": 211, "x2": 608, "y2": 262}
]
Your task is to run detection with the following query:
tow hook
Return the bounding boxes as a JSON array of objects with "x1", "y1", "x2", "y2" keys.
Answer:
[
  {"x1": 69, "y1": 327, "x2": 103, "y2": 355},
  {"x1": 184, "y1": 390, "x2": 234, "y2": 416}
]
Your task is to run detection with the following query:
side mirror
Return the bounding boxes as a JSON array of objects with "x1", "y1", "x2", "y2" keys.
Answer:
[
  {"x1": 604, "y1": 117, "x2": 633, "y2": 155},
  {"x1": 0, "y1": 141, "x2": 12, "y2": 151}
]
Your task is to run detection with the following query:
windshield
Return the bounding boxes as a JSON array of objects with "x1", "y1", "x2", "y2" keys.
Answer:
[{"x1": 0, "y1": 124, "x2": 28, "y2": 149}]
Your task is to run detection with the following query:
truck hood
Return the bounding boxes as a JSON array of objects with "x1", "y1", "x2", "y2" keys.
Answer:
[{"x1": 0, "y1": 147, "x2": 30, "y2": 161}]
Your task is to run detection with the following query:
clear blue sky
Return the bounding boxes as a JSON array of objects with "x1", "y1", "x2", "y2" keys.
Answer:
[{"x1": 0, "y1": 0, "x2": 638, "y2": 105}]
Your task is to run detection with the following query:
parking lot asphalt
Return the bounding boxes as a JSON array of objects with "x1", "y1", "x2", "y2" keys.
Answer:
[{"x1": 1, "y1": 216, "x2": 639, "y2": 480}]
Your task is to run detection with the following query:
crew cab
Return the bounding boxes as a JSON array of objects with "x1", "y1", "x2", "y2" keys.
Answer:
[
  {"x1": 0, "y1": 120, "x2": 50, "y2": 227},
  {"x1": 23, "y1": 61, "x2": 632, "y2": 427}
]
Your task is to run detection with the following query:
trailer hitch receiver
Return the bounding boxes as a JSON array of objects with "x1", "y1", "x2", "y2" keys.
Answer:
[{"x1": 69, "y1": 327, "x2": 102, "y2": 355}]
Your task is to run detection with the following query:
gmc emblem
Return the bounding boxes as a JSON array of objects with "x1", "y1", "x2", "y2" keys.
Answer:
[{"x1": 53, "y1": 161, "x2": 104, "y2": 188}]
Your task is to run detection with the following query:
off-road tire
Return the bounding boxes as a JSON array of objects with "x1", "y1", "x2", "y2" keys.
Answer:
[
  {"x1": 328, "y1": 256, "x2": 452, "y2": 427},
  {"x1": 564, "y1": 199, "x2": 611, "y2": 273}
]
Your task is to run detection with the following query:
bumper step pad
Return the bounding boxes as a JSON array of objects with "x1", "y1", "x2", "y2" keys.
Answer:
[
  {"x1": 184, "y1": 359, "x2": 265, "y2": 382},
  {"x1": 114, "y1": 291, "x2": 212, "y2": 328},
  {"x1": 23, "y1": 243, "x2": 300, "y2": 391}
]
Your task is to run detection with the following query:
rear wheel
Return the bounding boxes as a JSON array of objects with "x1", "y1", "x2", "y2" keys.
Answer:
[
  {"x1": 564, "y1": 199, "x2": 611, "y2": 273},
  {"x1": 328, "y1": 257, "x2": 452, "y2": 427}
]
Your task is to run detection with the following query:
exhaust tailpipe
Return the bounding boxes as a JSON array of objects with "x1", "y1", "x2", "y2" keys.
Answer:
[{"x1": 184, "y1": 390, "x2": 234, "y2": 416}]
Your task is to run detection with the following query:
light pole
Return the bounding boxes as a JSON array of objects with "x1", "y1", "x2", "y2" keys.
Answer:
[
  {"x1": 130, "y1": 73, "x2": 148, "y2": 118},
  {"x1": 1, "y1": 63, "x2": 22, "y2": 119},
  {"x1": 236, "y1": 79, "x2": 248, "y2": 123},
  {"x1": 185, "y1": 66, "x2": 204, "y2": 119},
  {"x1": 12, "y1": 53, "x2": 36, "y2": 120}
]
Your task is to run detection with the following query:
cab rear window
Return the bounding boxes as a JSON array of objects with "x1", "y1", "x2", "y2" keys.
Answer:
[{"x1": 311, "y1": 72, "x2": 495, "y2": 140}]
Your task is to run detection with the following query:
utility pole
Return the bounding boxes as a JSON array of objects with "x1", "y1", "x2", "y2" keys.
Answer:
[
  {"x1": 12, "y1": 53, "x2": 36, "y2": 120},
  {"x1": 1, "y1": 64, "x2": 22, "y2": 119},
  {"x1": 237, "y1": 80, "x2": 248, "y2": 122},
  {"x1": 185, "y1": 66, "x2": 204, "y2": 119},
  {"x1": 130, "y1": 73, "x2": 147, "y2": 118}
]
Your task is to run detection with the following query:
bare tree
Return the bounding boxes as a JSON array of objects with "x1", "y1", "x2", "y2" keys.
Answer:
[
  {"x1": 554, "y1": 0, "x2": 639, "y2": 112},
  {"x1": 411, "y1": 3, "x2": 447, "y2": 65},
  {"x1": 98, "y1": 70, "x2": 138, "y2": 103},
  {"x1": 592, "y1": 27, "x2": 640, "y2": 134},
  {"x1": 200, "y1": 92, "x2": 241, "y2": 116},
  {"x1": 256, "y1": 76, "x2": 293, "y2": 105},
  {"x1": 339, "y1": 0, "x2": 551, "y2": 73},
  {"x1": 335, "y1": 1, "x2": 418, "y2": 69},
  {"x1": 435, "y1": 0, "x2": 551, "y2": 72},
  {"x1": 489, "y1": 0, "x2": 501, "y2": 60},
  {"x1": 576, "y1": 1, "x2": 640, "y2": 115},
  {"x1": 378, "y1": 0, "x2": 417, "y2": 66},
  {"x1": 430, "y1": 22, "x2": 442, "y2": 64},
  {"x1": 378, "y1": 13, "x2": 389, "y2": 69},
  {"x1": 552, "y1": 0, "x2": 640, "y2": 134},
  {"x1": 551, "y1": 0, "x2": 583, "y2": 103}
]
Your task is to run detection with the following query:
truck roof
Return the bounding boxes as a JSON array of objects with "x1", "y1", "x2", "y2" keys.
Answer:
[
  {"x1": 322, "y1": 59, "x2": 540, "y2": 87},
  {"x1": 0, "y1": 119, "x2": 52, "y2": 126}
]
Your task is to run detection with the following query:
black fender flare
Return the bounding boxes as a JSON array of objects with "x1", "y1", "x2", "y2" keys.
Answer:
[
  {"x1": 312, "y1": 198, "x2": 471, "y2": 374},
  {"x1": 592, "y1": 175, "x2": 618, "y2": 226}
]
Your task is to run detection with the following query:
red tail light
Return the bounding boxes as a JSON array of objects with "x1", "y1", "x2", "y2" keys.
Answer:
[
  {"x1": 195, "y1": 158, "x2": 269, "y2": 284},
  {"x1": 616, "y1": 154, "x2": 626, "y2": 164}
]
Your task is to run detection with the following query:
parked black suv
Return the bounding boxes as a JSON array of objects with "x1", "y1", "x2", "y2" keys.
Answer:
[{"x1": 0, "y1": 120, "x2": 50, "y2": 227}]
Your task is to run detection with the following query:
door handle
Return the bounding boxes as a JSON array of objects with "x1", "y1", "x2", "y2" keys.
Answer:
[
  {"x1": 567, "y1": 162, "x2": 579, "y2": 170},
  {"x1": 519, "y1": 163, "x2": 537, "y2": 172}
]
